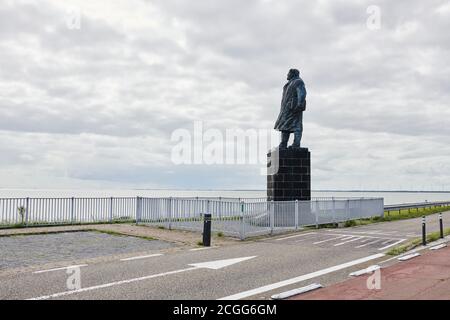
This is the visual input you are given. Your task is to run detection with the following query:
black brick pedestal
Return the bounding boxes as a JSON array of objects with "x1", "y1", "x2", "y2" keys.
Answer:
[{"x1": 267, "y1": 147, "x2": 311, "y2": 201}]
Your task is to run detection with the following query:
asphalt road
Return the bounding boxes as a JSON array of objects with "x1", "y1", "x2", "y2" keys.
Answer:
[{"x1": 1, "y1": 211, "x2": 449, "y2": 300}]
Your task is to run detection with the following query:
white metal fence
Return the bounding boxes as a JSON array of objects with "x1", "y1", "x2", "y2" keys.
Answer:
[{"x1": 0, "y1": 196, "x2": 384, "y2": 239}]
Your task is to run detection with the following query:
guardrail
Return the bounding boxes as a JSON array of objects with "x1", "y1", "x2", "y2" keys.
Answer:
[{"x1": 384, "y1": 201, "x2": 450, "y2": 214}]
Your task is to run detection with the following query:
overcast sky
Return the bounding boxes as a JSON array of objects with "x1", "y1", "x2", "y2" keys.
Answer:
[{"x1": 1, "y1": 0, "x2": 449, "y2": 191}]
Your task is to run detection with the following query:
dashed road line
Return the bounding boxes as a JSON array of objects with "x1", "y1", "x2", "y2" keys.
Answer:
[
  {"x1": 313, "y1": 235, "x2": 348, "y2": 245},
  {"x1": 334, "y1": 237, "x2": 363, "y2": 247},
  {"x1": 275, "y1": 232, "x2": 317, "y2": 241},
  {"x1": 271, "y1": 283, "x2": 323, "y2": 300},
  {"x1": 355, "y1": 239, "x2": 382, "y2": 249},
  {"x1": 120, "y1": 254, "x2": 163, "y2": 261},
  {"x1": 398, "y1": 253, "x2": 420, "y2": 261},
  {"x1": 189, "y1": 247, "x2": 218, "y2": 251},
  {"x1": 378, "y1": 239, "x2": 406, "y2": 251},
  {"x1": 33, "y1": 265, "x2": 88, "y2": 274}
]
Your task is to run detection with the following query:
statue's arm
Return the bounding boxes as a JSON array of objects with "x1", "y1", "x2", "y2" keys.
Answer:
[{"x1": 296, "y1": 84, "x2": 307, "y2": 111}]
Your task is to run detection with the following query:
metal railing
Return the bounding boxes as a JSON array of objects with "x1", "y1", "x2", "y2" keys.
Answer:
[
  {"x1": 385, "y1": 201, "x2": 450, "y2": 214},
  {"x1": 0, "y1": 196, "x2": 384, "y2": 239},
  {"x1": 137, "y1": 197, "x2": 384, "y2": 239}
]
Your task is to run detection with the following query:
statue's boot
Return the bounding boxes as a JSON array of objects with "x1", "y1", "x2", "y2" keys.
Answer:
[{"x1": 288, "y1": 144, "x2": 301, "y2": 150}]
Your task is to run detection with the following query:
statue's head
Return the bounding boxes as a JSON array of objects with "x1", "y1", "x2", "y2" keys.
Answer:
[{"x1": 287, "y1": 68, "x2": 300, "y2": 80}]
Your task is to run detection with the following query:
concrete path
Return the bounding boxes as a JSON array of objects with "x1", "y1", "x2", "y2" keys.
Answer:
[{"x1": 290, "y1": 244, "x2": 450, "y2": 300}]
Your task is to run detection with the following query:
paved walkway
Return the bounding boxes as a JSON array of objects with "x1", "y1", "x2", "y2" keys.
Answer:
[{"x1": 291, "y1": 245, "x2": 450, "y2": 300}]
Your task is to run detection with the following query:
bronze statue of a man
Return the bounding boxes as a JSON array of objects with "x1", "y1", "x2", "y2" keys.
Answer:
[{"x1": 274, "y1": 68, "x2": 307, "y2": 149}]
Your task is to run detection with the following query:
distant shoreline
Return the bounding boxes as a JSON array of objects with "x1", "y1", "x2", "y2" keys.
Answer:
[{"x1": 1, "y1": 188, "x2": 450, "y2": 194}]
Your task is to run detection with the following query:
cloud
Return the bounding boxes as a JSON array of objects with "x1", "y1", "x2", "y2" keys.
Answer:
[{"x1": 0, "y1": 0, "x2": 449, "y2": 191}]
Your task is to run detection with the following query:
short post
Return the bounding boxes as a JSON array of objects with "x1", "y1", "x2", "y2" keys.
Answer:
[
  {"x1": 422, "y1": 216, "x2": 427, "y2": 246},
  {"x1": 439, "y1": 213, "x2": 444, "y2": 239},
  {"x1": 295, "y1": 200, "x2": 299, "y2": 230},
  {"x1": 239, "y1": 201, "x2": 245, "y2": 240},
  {"x1": 203, "y1": 213, "x2": 212, "y2": 247}
]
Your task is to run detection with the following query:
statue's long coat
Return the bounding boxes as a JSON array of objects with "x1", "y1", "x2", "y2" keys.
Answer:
[{"x1": 274, "y1": 77, "x2": 306, "y2": 132}]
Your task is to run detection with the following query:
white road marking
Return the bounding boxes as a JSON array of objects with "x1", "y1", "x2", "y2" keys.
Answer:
[
  {"x1": 334, "y1": 237, "x2": 363, "y2": 247},
  {"x1": 349, "y1": 265, "x2": 381, "y2": 277},
  {"x1": 188, "y1": 256, "x2": 256, "y2": 270},
  {"x1": 120, "y1": 254, "x2": 163, "y2": 261},
  {"x1": 430, "y1": 244, "x2": 447, "y2": 250},
  {"x1": 33, "y1": 265, "x2": 88, "y2": 274},
  {"x1": 313, "y1": 235, "x2": 348, "y2": 245},
  {"x1": 328, "y1": 230, "x2": 405, "y2": 238},
  {"x1": 271, "y1": 283, "x2": 323, "y2": 300},
  {"x1": 29, "y1": 256, "x2": 257, "y2": 300},
  {"x1": 355, "y1": 239, "x2": 382, "y2": 248},
  {"x1": 398, "y1": 253, "x2": 420, "y2": 261},
  {"x1": 189, "y1": 246, "x2": 218, "y2": 251},
  {"x1": 378, "y1": 239, "x2": 406, "y2": 251},
  {"x1": 275, "y1": 232, "x2": 317, "y2": 241},
  {"x1": 218, "y1": 253, "x2": 385, "y2": 300},
  {"x1": 326, "y1": 233, "x2": 403, "y2": 241}
]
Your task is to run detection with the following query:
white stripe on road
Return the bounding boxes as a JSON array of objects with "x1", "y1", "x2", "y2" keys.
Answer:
[
  {"x1": 271, "y1": 283, "x2": 323, "y2": 300},
  {"x1": 33, "y1": 265, "x2": 88, "y2": 274},
  {"x1": 378, "y1": 239, "x2": 406, "y2": 251},
  {"x1": 29, "y1": 256, "x2": 257, "y2": 300},
  {"x1": 430, "y1": 244, "x2": 447, "y2": 250},
  {"x1": 327, "y1": 230, "x2": 406, "y2": 238},
  {"x1": 29, "y1": 267, "x2": 199, "y2": 300},
  {"x1": 189, "y1": 247, "x2": 218, "y2": 251},
  {"x1": 218, "y1": 253, "x2": 385, "y2": 300},
  {"x1": 313, "y1": 235, "x2": 348, "y2": 245},
  {"x1": 398, "y1": 253, "x2": 420, "y2": 261},
  {"x1": 327, "y1": 233, "x2": 404, "y2": 241},
  {"x1": 120, "y1": 254, "x2": 163, "y2": 261},
  {"x1": 275, "y1": 232, "x2": 316, "y2": 241},
  {"x1": 355, "y1": 239, "x2": 381, "y2": 248},
  {"x1": 334, "y1": 237, "x2": 363, "y2": 247}
]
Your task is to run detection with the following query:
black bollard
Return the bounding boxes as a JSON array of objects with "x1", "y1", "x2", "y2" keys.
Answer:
[
  {"x1": 203, "y1": 213, "x2": 212, "y2": 247},
  {"x1": 439, "y1": 213, "x2": 444, "y2": 239},
  {"x1": 422, "y1": 216, "x2": 426, "y2": 246}
]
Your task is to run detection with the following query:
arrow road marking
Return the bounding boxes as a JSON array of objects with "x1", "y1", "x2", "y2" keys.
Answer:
[
  {"x1": 188, "y1": 256, "x2": 256, "y2": 270},
  {"x1": 28, "y1": 256, "x2": 257, "y2": 300}
]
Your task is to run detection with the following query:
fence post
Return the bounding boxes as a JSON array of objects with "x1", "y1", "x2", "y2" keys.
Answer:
[
  {"x1": 295, "y1": 200, "x2": 299, "y2": 230},
  {"x1": 71, "y1": 197, "x2": 75, "y2": 224},
  {"x1": 240, "y1": 201, "x2": 245, "y2": 240},
  {"x1": 25, "y1": 197, "x2": 29, "y2": 227},
  {"x1": 270, "y1": 200, "x2": 274, "y2": 235},
  {"x1": 332, "y1": 197, "x2": 336, "y2": 224},
  {"x1": 135, "y1": 196, "x2": 140, "y2": 225},
  {"x1": 168, "y1": 197, "x2": 173, "y2": 230},
  {"x1": 346, "y1": 199, "x2": 350, "y2": 220},
  {"x1": 109, "y1": 197, "x2": 113, "y2": 222},
  {"x1": 315, "y1": 200, "x2": 319, "y2": 229}
]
